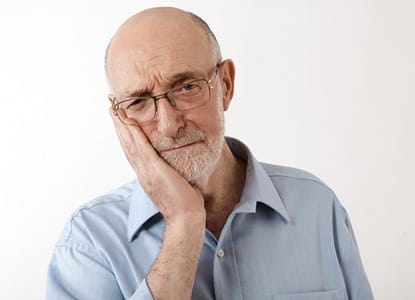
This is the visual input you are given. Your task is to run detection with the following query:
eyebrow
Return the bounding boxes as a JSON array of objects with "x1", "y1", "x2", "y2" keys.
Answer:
[{"x1": 119, "y1": 70, "x2": 205, "y2": 99}]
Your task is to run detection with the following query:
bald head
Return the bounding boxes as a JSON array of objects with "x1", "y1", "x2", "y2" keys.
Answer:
[{"x1": 105, "y1": 7, "x2": 222, "y2": 87}]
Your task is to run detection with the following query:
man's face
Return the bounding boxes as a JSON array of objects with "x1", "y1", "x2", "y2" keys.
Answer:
[{"x1": 106, "y1": 12, "x2": 232, "y2": 185}]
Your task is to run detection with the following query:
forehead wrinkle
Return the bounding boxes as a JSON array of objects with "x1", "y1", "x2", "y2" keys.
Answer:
[
  {"x1": 115, "y1": 35, "x2": 213, "y2": 99},
  {"x1": 108, "y1": 20, "x2": 215, "y2": 95},
  {"x1": 118, "y1": 69, "x2": 208, "y2": 100}
]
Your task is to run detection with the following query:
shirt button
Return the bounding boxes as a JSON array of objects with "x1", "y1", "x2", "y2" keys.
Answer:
[{"x1": 217, "y1": 249, "x2": 225, "y2": 258}]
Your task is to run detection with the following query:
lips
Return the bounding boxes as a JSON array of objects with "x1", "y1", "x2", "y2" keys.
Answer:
[{"x1": 160, "y1": 141, "x2": 201, "y2": 153}]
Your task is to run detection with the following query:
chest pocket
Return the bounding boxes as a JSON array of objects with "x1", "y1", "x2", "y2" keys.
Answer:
[{"x1": 273, "y1": 289, "x2": 345, "y2": 300}]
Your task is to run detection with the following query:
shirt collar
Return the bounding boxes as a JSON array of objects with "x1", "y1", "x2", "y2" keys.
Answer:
[
  {"x1": 127, "y1": 137, "x2": 290, "y2": 241},
  {"x1": 127, "y1": 181, "x2": 159, "y2": 242},
  {"x1": 226, "y1": 137, "x2": 290, "y2": 222}
]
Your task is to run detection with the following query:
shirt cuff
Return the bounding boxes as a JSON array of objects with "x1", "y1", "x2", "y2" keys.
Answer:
[{"x1": 128, "y1": 279, "x2": 154, "y2": 300}]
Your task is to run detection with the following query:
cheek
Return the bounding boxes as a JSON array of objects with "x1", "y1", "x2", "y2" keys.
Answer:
[
  {"x1": 195, "y1": 102, "x2": 225, "y2": 137},
  {"x1": 139, "y1": 123, "x2": 159, "y2": 146},
  {"x1": 142, "y1": 99, "x2": 225, "y2": 142}
]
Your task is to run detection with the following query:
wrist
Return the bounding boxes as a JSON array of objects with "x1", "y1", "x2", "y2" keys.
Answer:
[
  {"x1": 165, "y1": 213, "x2": 206, "y2": 239},
  {"x1": 165, "y1": 207, "x2": 206, "y2": 224}
]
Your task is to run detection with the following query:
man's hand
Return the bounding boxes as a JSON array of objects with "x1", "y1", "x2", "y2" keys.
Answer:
[
  {"x1": 110, "y1": 108, "x2": 205, "y2": 222},
  {"x1": 110, "y1": 108, "x2": 205, "y2": 299}
]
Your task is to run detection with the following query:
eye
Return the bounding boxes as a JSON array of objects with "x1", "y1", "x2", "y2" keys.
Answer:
[
  {"x1": 174, "y1": 81, "x2": 202, "y2": 97},
  {"x1": 125, "y1": 98, "x2": 149, "y2": 111},
  {"x1": 182, "y1": 83, "x2": 195, "y2": 91}
]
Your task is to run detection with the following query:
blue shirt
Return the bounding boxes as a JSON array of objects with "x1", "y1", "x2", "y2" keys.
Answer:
[{"x1": 47, "y1": 137, "x2": 373, "y2": 300}]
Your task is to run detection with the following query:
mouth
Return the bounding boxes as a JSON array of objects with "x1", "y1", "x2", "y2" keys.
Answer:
[{"x1": 160, "y1": 141, "x2": 202, "y2": 153}]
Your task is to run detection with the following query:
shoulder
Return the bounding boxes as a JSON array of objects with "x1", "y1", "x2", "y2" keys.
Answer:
[
  {"x1": 259, "y1": 163, "x2": 351, "y2": 233},
  {"x1": 261, "y1": 162, "x2": 337, "y2": 204},
  {"x1": 262, "y1": 163, "x2": 330, "y2": 188},
  {"x1": 56, "y1": 181, "x2": 136, "y2": 248}
]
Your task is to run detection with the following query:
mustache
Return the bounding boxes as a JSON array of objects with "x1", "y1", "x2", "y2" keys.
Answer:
[{"x1": 152, "y1": 127, "x2": 207, "y2": 152}]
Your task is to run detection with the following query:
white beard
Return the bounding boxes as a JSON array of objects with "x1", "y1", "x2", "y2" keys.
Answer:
[
  {"x1": 151, "y1": 109, "x2": 225, "y2": 186},
  {"x1": 159, "y1": 134, "x2": 223, "y2": 185}
]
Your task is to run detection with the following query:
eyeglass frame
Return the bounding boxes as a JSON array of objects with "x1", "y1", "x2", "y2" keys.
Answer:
[{"x1": 111, "y1": 60, "x2": 223, "y2": 124}]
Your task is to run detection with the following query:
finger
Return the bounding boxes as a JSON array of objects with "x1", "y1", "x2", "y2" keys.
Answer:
[
  {"x1": 112, "y1": 108, "x2": 152, "y2": 151},
  {"x1": 109, "y1": 109, "x2": 143, "y2": 155},
  {"x1": 109, "y1": 107, "x2": 161, "y2": 161}
]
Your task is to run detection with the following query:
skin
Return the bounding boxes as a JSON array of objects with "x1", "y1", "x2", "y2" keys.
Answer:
[{"x1": 106, "y1": 7, "x2": 246, "y2": 299}]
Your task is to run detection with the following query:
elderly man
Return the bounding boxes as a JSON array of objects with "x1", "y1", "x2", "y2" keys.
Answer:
[{"x1": 47, "y1": 7, "x2": 373, "y2": 300}]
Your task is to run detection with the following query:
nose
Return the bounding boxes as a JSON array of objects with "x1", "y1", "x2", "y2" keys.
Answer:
[{"x1": 155, "y1": 97, "x2": 185, "y2": 137}]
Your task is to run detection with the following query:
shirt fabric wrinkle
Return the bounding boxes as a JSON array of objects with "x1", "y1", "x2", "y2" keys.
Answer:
[{"x1": 46, "y1": 136, "x2": 374, "y2": 300}]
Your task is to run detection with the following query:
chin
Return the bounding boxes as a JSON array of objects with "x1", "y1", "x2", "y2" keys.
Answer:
[{"x1": 160, "y1": 139, "x2": 223, "y2": 187}]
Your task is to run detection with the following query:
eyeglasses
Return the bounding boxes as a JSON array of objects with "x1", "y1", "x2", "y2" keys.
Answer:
[{"x1": 112, "y1": 63, "x2": 221, "y2": 125}]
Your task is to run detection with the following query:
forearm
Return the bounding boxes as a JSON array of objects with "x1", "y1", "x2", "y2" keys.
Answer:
[
  {"x1": 110, "y1": 109, "x2": 208, "y2": 298},
  {"x1": 146, "y1": 215, "x2": 205, "y2": 300}
]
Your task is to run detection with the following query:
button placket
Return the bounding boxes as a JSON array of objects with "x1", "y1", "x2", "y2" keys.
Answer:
[{"x1": 217, "y1": 249, "x2": 225, "y2": 258}]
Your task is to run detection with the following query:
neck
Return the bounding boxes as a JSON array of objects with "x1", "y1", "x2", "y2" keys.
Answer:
[{"x1": 198, "y1": 140, "x2": 246, "y2": 239}]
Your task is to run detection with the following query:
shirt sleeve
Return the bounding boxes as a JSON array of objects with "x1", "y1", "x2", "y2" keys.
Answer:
[
  {"x1": 46, "y1": 244, "x2": 154, "y2": 300},
  {"x1": 333, "y1": 197, "x2": 374, "y2": 300},
  {"x1": 128, "y1": 279, "x2": 154, "y2": 300}
]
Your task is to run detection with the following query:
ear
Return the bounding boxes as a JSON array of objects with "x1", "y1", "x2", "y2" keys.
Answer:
[
  {"x1": 219, "y1": 59, "x2": 235, "y2": 111},
  {"x1": 108, "y1": 94, "x2": 115, "y2": 104}
]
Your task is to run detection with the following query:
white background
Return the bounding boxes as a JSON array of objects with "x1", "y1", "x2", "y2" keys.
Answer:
[{"x1": 0, "y1": 0, "x2": 413, "y2": 299}]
